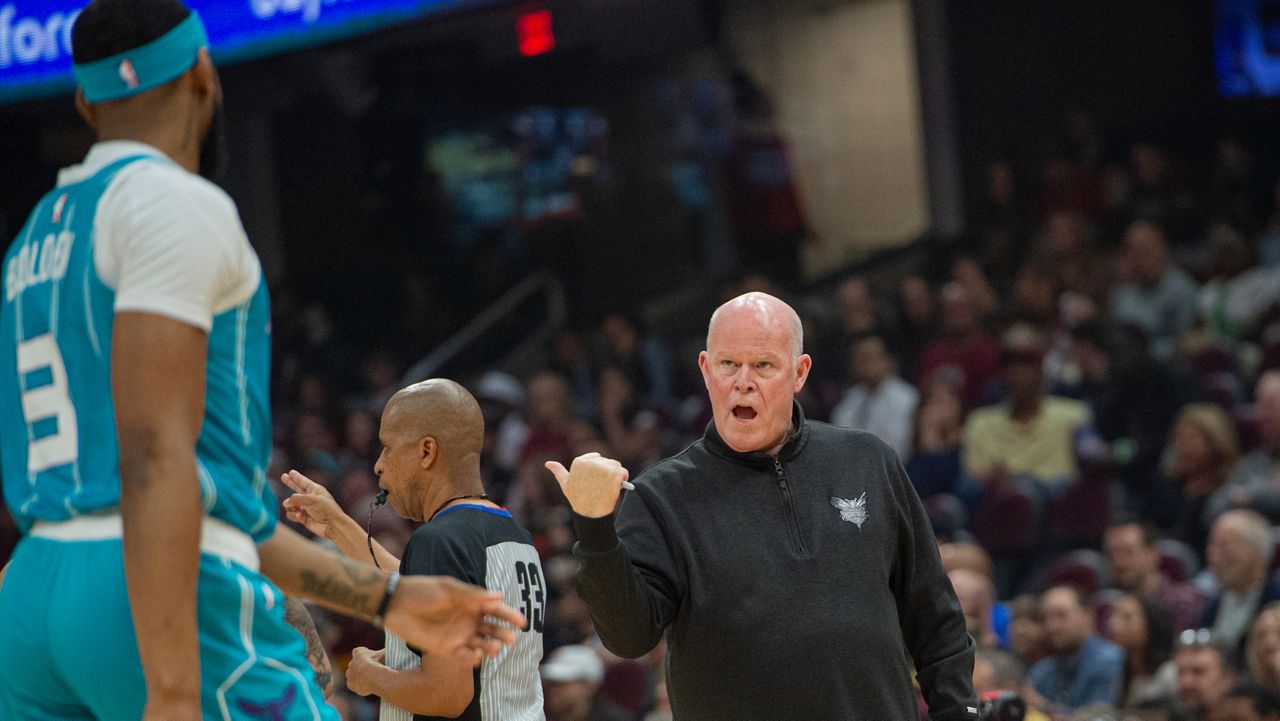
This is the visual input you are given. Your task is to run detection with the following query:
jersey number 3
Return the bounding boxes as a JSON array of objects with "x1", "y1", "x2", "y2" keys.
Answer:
[
  {"x1": 18, "y1": 333, "x2": 78, "y2": 473},
  {"x1": 514, "y1": 561, "x2": 545, "y2": 634}
]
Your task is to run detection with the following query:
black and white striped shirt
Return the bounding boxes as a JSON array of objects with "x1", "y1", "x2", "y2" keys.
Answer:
[{"x1": 381, "y1": 504, "x2": 545, "y2": 721}]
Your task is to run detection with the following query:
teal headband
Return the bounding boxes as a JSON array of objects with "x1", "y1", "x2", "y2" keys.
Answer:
[{"x1": 73, "y1": 12, "x2": 209, "y2": 103}]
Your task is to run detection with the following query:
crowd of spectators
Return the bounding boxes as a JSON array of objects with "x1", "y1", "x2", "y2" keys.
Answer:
[
  {"x1": 257, "y1": 127, "x2": 1280, "y2": 720},
  {"x1": 9, "y1": 120, "x2": 1280, "y2": 720}
]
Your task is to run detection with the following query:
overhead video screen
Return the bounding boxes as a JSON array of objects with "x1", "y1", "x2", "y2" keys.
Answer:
[
  {"x1": 1216, "y1": 0, "x2": 1280, "y2": 97},
  {"x1": 0, "y1": 0, "x2": 497, "y2": 104}
]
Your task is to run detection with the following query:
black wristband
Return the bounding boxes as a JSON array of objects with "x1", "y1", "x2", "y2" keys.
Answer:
[{"x1": 372, "y1": 572, "x2": 400, "y2": 628}]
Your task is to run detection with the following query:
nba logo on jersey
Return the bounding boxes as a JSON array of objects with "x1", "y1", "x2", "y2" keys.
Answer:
[
  {"x1": 51, "y1": 194, "x2": 67, "y2": 224},
  {"x1": 118, "y1": 59, "x2": 139, "y2": 89}
]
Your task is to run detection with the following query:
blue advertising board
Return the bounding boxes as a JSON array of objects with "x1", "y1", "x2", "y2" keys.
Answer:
[{"x1": 0, "y1": 0, "x2": 495, "y2": 104}]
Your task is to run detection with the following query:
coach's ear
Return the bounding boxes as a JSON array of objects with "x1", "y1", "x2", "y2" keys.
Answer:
[
  {"x1": 419, "y1": 436, "x2": 439, "y2": 470},
  {"x1": 74, "y1": 88, "x2": 98, "y2": 131}
]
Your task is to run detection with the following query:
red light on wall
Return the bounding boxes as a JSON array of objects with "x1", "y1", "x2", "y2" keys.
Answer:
[{"x1": 516, "y1": 9, "x2": 555, "y2": 57}]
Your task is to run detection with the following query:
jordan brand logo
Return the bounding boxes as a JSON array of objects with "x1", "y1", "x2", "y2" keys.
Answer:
[
  {"x1": 236, "y1": 684, "x2": 297, "y2": 720},
  {"x1": 830, "y1": 493, "x2": 868, "y2": 529}
]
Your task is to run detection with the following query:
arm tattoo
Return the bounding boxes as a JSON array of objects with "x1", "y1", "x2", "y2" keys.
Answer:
[
  {"x1": 298, "y1": 556, "x2": 385, "y2": 618},
  {"x1": 284, "y1": 596, "x2": 334, "y2": 696}
]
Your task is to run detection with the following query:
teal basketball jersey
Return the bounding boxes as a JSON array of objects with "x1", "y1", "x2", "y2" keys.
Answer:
[{"x1": 0, "y1": 154, "x2": 276, "y2": 541}]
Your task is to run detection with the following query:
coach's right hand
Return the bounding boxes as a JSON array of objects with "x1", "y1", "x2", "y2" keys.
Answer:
[
  {"x1": 281, "y1": 470, "x2": 348, "y2": 538},
  {"x1": 546, "y1": 452, "x2": 630, "y2": 518}
]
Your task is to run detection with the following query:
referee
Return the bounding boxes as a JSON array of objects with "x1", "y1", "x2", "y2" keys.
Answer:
[{"x1": 283, "y1": 379, "x2": 544, "y2": 720}]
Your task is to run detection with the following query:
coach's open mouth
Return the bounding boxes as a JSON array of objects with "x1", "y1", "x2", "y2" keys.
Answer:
[{"x1": 732, "y1": 405, "x2": 757, "y2": 421}]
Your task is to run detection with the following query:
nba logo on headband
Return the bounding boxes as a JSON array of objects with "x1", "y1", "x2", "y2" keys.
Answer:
[
  {"x1": 118, "y1": 60, "x2": 139, "y2": 90},
  {"x1": 73, "y1": 12, "x2": 209, "y2": 103}
]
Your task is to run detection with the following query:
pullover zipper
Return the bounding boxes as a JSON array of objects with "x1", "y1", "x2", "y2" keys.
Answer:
[{"x1": 773, "y1": 456, "x2": 808, "y2": 556}]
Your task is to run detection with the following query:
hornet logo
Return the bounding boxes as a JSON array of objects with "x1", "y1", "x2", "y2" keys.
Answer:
[
  {"x1": 236, "y1": 684, "x2": 297, "y2": 720},
  {"x1": 830, "y1": 493, "x2": 868, "y2": 529}
]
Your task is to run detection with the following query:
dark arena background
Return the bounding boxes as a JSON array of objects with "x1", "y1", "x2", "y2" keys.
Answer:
[{"x1": 6, "y1": 0, "x2": 1280, "y2": 718}]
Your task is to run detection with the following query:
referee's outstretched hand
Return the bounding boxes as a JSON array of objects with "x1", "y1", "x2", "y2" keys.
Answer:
[
  {"x1": 545, "y1": 452, "x2": 630, "y2": 519},
  {"x1": 281, "y1": 470, "x2": 347, "y2": 539}
]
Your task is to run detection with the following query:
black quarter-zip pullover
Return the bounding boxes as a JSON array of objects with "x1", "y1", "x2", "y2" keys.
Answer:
[{"x1": 573, "y1": 402, "x2": 978, "y2": 720}]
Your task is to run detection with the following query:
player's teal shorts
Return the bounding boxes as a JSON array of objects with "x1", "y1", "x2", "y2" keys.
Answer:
[{"x1": 0, "y1": 515, "x2": 338, "y2": 721}]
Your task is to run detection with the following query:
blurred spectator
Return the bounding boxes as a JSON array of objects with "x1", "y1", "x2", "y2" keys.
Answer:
[
  {"x1": 1103, "y1": 518, "x2": 1205, "y2": 633},
  {"x1": 1211, "y1": 682, "x2": 1280, "y2": 721},
  {"x1": 597, "y1": 313, "x2": 675, "y2": 413},
  {"x1": 353, "y1": 348, "x2": 403, "y2": 413},
  {"x1": 1009, "y1": 263, "x2": 1062, "y2": 329},
  {"x1": 1166, "y1": 404, "x2": 1241, "y2": 554},
  {"x1": 942, "y1": 540, "x2": 997, "y2": 577},
  {"x1": 1200, "y1": 510, "x2": 1280, "y2": 657},
  {"x1": 974, "y1": 160, "x2": 1033, "y2": 285},
  {"x1": 1211, "y1": 372, "x2": 1280, "y2": 522},
  {"x1": 335, "y1": 409, "x2": 379, "y2": 473},
  {"x1": 830, "y1": 334, "x2": 918, "y2": 459},
  {"x1": 972, "y1": 648, "x2": 1052, "y2": 721},
  {"x1": 1109, "y1": 219, "x2": 1198, "y2": 360},
  {"x1": 906, "y1": 376, "x2": 967, "y2": 499},
  {"x1": 1009, "y1": 594, "x2": 1052, "y2": 668},
  {"x1": 476, "y1": 370, "x2": 530, "y2": 474},
  {"x1": 1123, "y1": 143, "x2": 1197, "y2": 250},
  {"x1": 521, "y1": 371, "x2": 580, "y2": 464},
  {"x1": 542, "y1": 645, "x2": 624, "y2": 721},
  {"x1": 1198, "y1": 223, "x2": 1280, "y2": 342},
  {"x1": 893, "y1": 275, "x2": 940, "y2": 382},
  {"x1": 1070, "y1": 320, "x2": 1190, "y2": 520},
  {"x1": 953, "y1": 257, "x2": 1001, "y2": 322},
  {"x1": 1105, "y1": 593, "x2": 1177, "y2": 707},
  {"x1": 291, "y1": 412, "x2": 342, "y2": 476},
  {"x1": 951, "y1": 568, "x2": 1001, "y2": 650},
  {"x1": 963, "y1": 327, "x2": 1092, "y2": 491},
  {"x1": 1027, "y1": 585, "x2": 1124, "y2": 714},
  {"x1": 1245, "y1": 603, "x2": 1280, "y2": 693},
  {"x1": 722, "y1": 71, "x2": 808, "y2": 288},
  {"x1": 596, "y1": 366, "x2": 665, "y2": 471},
  {"x1": 550, "y1": 329, "x2": 597, "y2": 420},
  {"x1": 1204, "y1": 138, "x2": 1260, "y2": 232},
  {"x1": 506, "y1": 455, "x2": 574, "y2": 558},
  {"x1": 1031, "y1": 211, "x2": 1110, "y2": 304},
  {"x1": 917, "y1": 282, "x2": 1003, "y2": 409},
  {"x1": 1174, "y1": 634, "x2": 1237, "y2": 721},
  {"x1": 1037, "y1": 152, "x2": 1102, "y2": 224},
  {"x1": 835, "y1": 278, "x2": 891, "y2": 342},
  {"x1": 1259, "y1": 180, "x2": 1280, "y2": 268}
]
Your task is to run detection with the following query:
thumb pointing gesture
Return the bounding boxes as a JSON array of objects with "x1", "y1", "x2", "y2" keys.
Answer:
[{"x1": 546, "y1": 453, "x2": 633, "y2": 518}]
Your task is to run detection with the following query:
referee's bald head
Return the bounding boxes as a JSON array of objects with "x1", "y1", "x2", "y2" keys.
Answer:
[{"x1": 384, "y1": 379, "x2": 485, "y2": 465}]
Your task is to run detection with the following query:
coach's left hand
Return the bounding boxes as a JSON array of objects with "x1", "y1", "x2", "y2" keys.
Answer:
[{"x1": 546, "y1": 452, "x2": 630, "y2": 518}]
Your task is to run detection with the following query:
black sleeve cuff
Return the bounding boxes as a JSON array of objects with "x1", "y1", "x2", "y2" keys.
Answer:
[{"x1": 573, "y1": 512, "x2": 620, "y2": 552}]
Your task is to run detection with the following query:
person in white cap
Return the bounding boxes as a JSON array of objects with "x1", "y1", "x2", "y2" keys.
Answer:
[{"x1": 542, "y1": 645, "x2": 606, "y2": 721}]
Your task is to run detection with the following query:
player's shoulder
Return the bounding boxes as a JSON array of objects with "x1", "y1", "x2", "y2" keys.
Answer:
[{"x1": 109, "y1": 159, "x2": 239, "y2": 225}]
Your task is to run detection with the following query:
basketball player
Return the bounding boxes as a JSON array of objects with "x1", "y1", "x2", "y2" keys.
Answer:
[
  {"x1": 0, "y1": 2, "x2": 522, "y2": 719},
  {"x1": 282, "y1": 379, "x2": 545, "y2": 721}
]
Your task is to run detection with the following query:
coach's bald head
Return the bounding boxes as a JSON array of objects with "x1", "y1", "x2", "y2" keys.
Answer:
[{"x1": 374, "y1": 379, "x2": 486, "y2": 521}]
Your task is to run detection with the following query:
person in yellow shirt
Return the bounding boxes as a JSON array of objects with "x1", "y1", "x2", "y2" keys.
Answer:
[{"x1": 963, "y1": 328, "x2": 1091, "y2": 491}]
